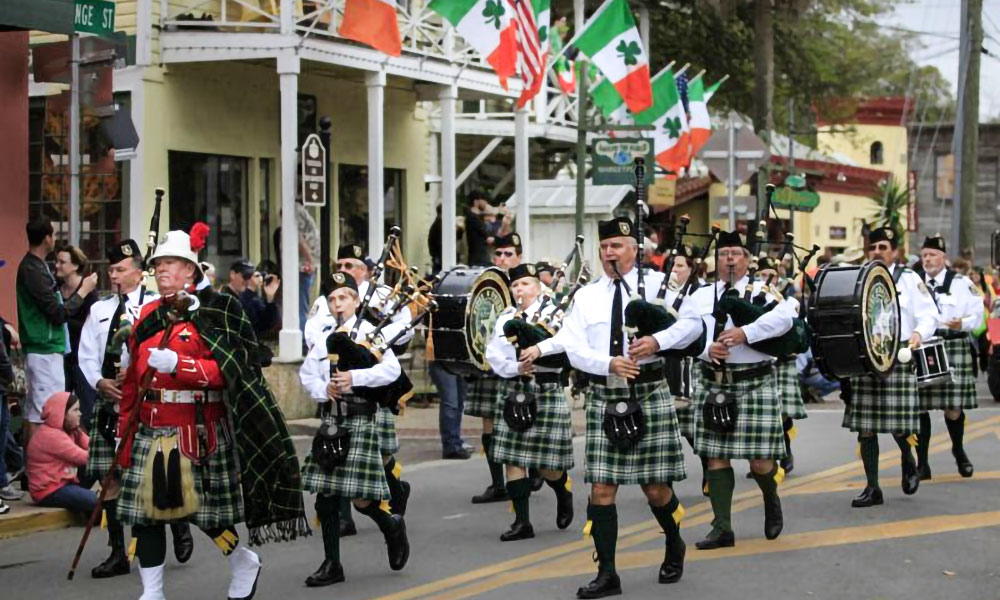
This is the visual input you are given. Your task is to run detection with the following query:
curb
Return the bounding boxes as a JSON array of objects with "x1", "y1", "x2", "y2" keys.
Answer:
[{"x1": 0, "y1": 506, "x2": 84, "y2": 539}]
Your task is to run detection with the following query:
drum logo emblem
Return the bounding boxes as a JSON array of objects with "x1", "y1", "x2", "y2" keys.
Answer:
[{"x1": 862, "y1": 270, "x2": 900, "y2": 373}]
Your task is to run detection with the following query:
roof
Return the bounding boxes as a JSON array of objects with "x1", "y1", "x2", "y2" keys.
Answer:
[{"x1": 504, "y1": 180, "x2": 632, "y2": 216}]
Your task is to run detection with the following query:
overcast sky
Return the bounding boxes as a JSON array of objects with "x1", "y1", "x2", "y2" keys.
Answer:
[{"x1": 887, "y1": 0, "x2": 1000, "y2": 122}]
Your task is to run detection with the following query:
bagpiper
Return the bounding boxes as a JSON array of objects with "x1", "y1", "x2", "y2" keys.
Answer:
[
  {"x1": 844, "y1": 226, "x2": 937, "y2": 507},
  {"x1": 916, "y1": 234, "x2": 984, "y2": 479},
  {"x1": 116, "y1": 228, "x2": 308, "y2": 599},
  {"x1": 484, "y1": 263, "x2": 574, "y2": 541},
  {"x1": 298, "y1": 272, "x2": 410, "y2": 587},
  {"x1": 523, "y1": 217, "x2": 697, "y2": 598},
  {"x1": 77, "y1": 239, "x2": 193, "y2": 578}
]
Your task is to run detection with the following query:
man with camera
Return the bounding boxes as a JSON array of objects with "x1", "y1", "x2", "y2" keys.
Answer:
[{"x1": 222, "y1": 259, "x2": 281, "y2": 337}]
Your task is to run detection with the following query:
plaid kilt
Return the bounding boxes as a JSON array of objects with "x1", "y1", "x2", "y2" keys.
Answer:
[
  {"x1": 301, "y1": 404, "x2": 389, "y2": 502},
  {"x1": 675, "y1": 357, "x2": 698, "y2": 442},
  {"x1": 117, "y1": 422, "x2": 243, "y2": 529},
  {"x1": 775, "y1": 358, "x2": 808, "y2": 420},
  {"x1": 843, "y1": 363, "x2": 919, "y2": 434},
  {"x1": 693, "y1": 362, "x2": 786, "y2": 460},
  {"x1": 377, "y1": 407, "x2": 400, "y2": 456},
  {"x1": 86, "y1": 400, "x2": 117, "y2": 476},
  {"x1": 492, "y1": 378, "x2": 575, "y2": 471},
  {"x1": 465, "y1": 375, "x2": 503, "y2": 418},
  {"x1": 919, "y1": 336, "x2": 978, "y2": 411},
  {"x1": 585, "y1": 380, "x2": 686, "y2": 485}
]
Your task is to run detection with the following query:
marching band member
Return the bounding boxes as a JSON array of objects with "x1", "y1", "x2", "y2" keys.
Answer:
[
  {"x1": 917, "y1": 235, "x2": 984, "y2": 479},
  {"x1": 298, "y1": 273, "x2": 410, "y2": 587},
  {"x1": 845, "y1": 227, "x2": 937, "y2": 507},
  {"x1": 522, "y1": 217, "x2": 699, "y2": 598},
  {"x1": 77, "y1": 240, "x2": 193, "y2": 578},
  {"x1": 484, "y1": 263, "x2": 574, "y2": 542}
]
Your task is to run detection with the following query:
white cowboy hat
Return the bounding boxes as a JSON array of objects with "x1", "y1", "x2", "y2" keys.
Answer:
[{"x1": 150, "y1": 229, "x2": 205, "y2": 280}]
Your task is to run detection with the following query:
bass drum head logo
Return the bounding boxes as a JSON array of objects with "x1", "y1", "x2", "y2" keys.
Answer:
[
  {"x1": 465, "y1": 268, "x2": 514, "y2": 371},
  {"x1": 861, "y1": 263, "x2": 900, "y2": 374}
]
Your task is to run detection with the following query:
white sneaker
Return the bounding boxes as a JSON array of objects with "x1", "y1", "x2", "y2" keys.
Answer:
[
  {"x1": 0, "y1": 499, "x2": 9, "y2": 515},
  {"x1": 0, "y1": 484, "x2": 23, "y2": 501},
  {"x1": 227, "y1": 546, "x2": 261, "y2": 599},
  {"x1": 138, "y1": 565, "x2": 166, "y2": 600}
]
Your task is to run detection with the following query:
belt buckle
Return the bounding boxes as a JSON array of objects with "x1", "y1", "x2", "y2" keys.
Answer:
[{"x1": 339, "y1": 400, "x2": 348, "y2": 417}]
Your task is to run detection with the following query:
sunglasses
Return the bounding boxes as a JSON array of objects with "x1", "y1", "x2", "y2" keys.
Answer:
[
  {"x1": 867, "y1": 244, "x2": 891, "y2": 252},
  {"x1": 336, "y1": 262, "x2": 364, "y2": 270},
  {"x1": 494, "y1": 250, "x2": 516, "y2": 258}
]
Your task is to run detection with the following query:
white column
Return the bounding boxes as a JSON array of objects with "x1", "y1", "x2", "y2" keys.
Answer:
[
  {"x1": 366, "y1": 71, "x2": 386, "y2": 255},
  {"x1": 277, "y1": 50, "x2": 302, "y2": 361},
  {"x1": 137, "y1": 0, "x2": 153, "y2": 66},
  {"x1": 69, "y1": 34, "x2": 80, "y2": 245},
  {"x1": 637, "y1": 4, "x2": 650, "y2": 51},
  {"x1": 439, "y1": 84, "x2": 458, "y2": 270},
  {"x1": 514, "y1": 107, "x2": 531, "y2": 259},
  {"x1": 127, "y1": 77, "x2": 146, "y2": 240}
]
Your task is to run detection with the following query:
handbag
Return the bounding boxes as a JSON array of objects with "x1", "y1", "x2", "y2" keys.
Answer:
[
  {"x1": 702, "y1": 387, "x2": 738, "y2": 433},
  {"x1": 311, "y1": 420, "x2": 352, "y2": 473},
  {"x1": 602, "y1": 399, "x2": 646, "y2": 451},
  {"x1": 502, "y1": 382, "x2": 538, "y2": 432}
]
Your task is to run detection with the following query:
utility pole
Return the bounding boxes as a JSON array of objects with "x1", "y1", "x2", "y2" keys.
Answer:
[
  {"x1": 953, "y1": 0, "x2": 982, "y2": 256},
  {"x1": 753, "y1": 0, "x2": 774, "y2": 136}
]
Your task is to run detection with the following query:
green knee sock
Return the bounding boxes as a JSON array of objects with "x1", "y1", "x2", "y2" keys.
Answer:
[
  {"x1": 705, "y1": 467, "x2": 735, "y2": 534},
  {"x1": 649, "y1": 494, "x2": 682, "y2": 544},
  {"x1": 893, "y1": 433, "x2": 914, "y2": 458},
  {"x1": 750, "y1": 463, "x2": 779, "y2": 501},
  {"x1": 544, "y1": 471, "x2": 570, "y2": 497},
  {"x1": 339, "y1": 496, "x2": 356, "y2": 526},
  {"x1": 859, "y1": 435, "x2": 880, "y2": 488},
  {"x1": 945, "y1": 411, "x2": 966, "y2": 451},
  {"x1": 917, "y1": 413, "x2": 931, "y2": 466},
  {"x1": 354, "y1": 500, "x2": 396, "y2": 535},
  {"x1": 506, "y1": 477, "x2": 532, "y2": 524},
  {"x1": 133, "y1": 524, "x2": 167, "y2": 568},
  {"x1": 483, "y1": 433, "x2": 505, "y2": 489},
  {"x1": 315, "y1": 494, "x2": 341, "y2": 563},
  {"x1": 587, "y1": 503, "x2": 618, "y2": 572}
]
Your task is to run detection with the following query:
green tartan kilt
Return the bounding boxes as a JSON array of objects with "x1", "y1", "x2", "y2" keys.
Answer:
[
  {"x1": 919, "y1": 336, "x2": 978, "y2": 411},
  {"x1": 843, "y1": 363, "x2": 919, "y2": 434},
  {"x1": 675, "y1": 357, "x2": 698, "y2": 442},
  {"x1": 301, "y1": 404, "x2": 390, "y2": 502},
  {"x1": 117, "y1": 422, "x2": 244, "y2": 529},
  {"x1": 584, "y1": 380, "x2": 686, "y2": 485},
  {"x1": 693, "y1": 362, "x2": 786, "y2": 460},
  {"x1": 377, "y1": 407, "x2": 400, "y2": 456},
  {"x1": 492, "y1": 378, "x2": 575, "y2": 471},
  {"x1": 87, "y1": 399, "x2": 118, "y2": 476},
  {"x1": 775, "y1": 358, "x2": 808, "y2": 420},
  {"x1": 464, "y1": 375, "x2": 502, "y2": 418}
]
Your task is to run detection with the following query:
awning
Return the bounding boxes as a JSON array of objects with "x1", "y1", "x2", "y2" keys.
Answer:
[
  {"x1": 0, "y1": 0, "x2": 75, "y2": 34},
  {"x1": 504, "y1": 179, "x2": 632, "y2": 216}
]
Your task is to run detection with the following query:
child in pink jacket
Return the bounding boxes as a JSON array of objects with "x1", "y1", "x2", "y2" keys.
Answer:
[{"x1": 26, "y1": 392, "x2": 96, "y2": 513}]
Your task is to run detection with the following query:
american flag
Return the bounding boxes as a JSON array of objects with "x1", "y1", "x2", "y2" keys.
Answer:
[{"x1": 511, "y1": 0, "x2": 545, "y2": 108}]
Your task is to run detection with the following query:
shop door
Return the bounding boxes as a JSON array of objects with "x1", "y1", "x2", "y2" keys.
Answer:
[{"x1": 338, "y1": 165, "x2": 405, "y2": 254}]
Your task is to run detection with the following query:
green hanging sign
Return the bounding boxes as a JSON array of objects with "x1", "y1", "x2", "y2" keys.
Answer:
[{"x1": 771, "y1": 174, "x2": 820, "y2": 212}]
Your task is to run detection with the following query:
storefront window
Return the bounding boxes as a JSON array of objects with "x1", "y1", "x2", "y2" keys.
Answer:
[
  {"x1": 168, "y1": 151, "x2": 249, "y2": 271},
  {"x1": 338, "y1": 165, "x2": 405, "y2": 252}
]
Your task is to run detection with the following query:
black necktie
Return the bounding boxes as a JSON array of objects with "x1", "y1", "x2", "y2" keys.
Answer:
[
  {"x1": 610, "y1": 279, "x2": 624, "y2": 357},
  {"x1": 100, "y1": 296, "x2": 128, "y2": 379}
]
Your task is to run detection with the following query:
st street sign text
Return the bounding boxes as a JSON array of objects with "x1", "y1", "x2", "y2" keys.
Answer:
[
  {"x1": 301, "y1": 134, "x2": 327, "y2": 207},
  {"x1": 74, "y1": 0, "x2": 115, "y2": 37}
]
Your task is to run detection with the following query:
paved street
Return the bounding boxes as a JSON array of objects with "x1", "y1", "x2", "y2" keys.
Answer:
[{"x1": 3, "y1": 408, "x2": 1000, "y2": 599}]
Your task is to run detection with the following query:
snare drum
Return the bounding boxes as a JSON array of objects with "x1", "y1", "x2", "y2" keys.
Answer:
[
  {"x1": 913, "y1": 337, "x2": 953, "y2": 388},
  {"x1": 807, "y1": 261, "x2": 901, "y2": 380},
  {"x1": 431, "y1": 266, "x2": 514, "y2": 376}
]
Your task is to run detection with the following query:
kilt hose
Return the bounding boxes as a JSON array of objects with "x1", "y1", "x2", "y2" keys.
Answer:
[
  {"x1": 843, "y1": 362, "x2": 919, "y2": 434},
  {"x1": 584, "y1": 380, "x2": 686, "y2": 485},
  {"x1": 465, "y1": 375, "x2": 503, "y2": 419},
  {"x1": 377, "y1": 407, "x2": 401, "y2": 456},
  {"x1": 117, "y1": 422, "x2": 243, "y2": 529},
  {"x1": 492, "y1": 379, "x2": 575, "y2": 472},
  {"x1": 87, "y1": 400, "x2": 118, "y2": 477},
  {"x1": 301, "y1": 405, "x2": 390, "y2": 502},
  {"x1": 775, "y1": 358, "x2": 808, "y2": 420},
  {"x1": 693, "y1": 362, "x2": 786, "y2": 460},
  {"x1": 919, "y1": 336, "x2": 978, "y2": 411}
]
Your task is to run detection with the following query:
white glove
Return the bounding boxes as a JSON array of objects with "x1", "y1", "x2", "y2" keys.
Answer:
[{"x1": 147, "y1": 348, "x2": 179, "y2": 374}]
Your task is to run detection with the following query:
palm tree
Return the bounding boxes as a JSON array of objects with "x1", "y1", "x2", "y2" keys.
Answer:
[{"x1": 869, "y1": 177, "x2": 910, "y2": 241}]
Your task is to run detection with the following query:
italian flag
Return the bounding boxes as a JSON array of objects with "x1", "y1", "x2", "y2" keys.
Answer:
[
  {"x1": 687, "y1": 76, "x2": 712, "y2": 157},
  {"x1": 633, "y1": 67, "x2": 690, "y2": 174},
  {"x1": 570, "y1": 0, "x2": 652, "y2": 114},
  {"x1": 554, "y1": 56, "x2": 576, "y2": 94},
  {"x1": 339, "y1": 0, "x2": 402, "y2": 57},
  {"x1": 430, "y1": 0, "x2": 518, "y2": 89}
]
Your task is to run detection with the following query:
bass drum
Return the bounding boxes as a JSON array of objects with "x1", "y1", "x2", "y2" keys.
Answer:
[
  {"x1": 431, "y1": 266, "x2": 514, "y2": 377},
  {"x1": 807, "y1": 261, "x2": 900, "y2": 380}
]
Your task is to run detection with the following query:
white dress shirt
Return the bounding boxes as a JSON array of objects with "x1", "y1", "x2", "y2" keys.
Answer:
[
  {"x1": 304, "y1": 280, "x2": 413, "y2": 350},
  {"x1": 78, "y1": 286, "x2": 158, "y2": 390},
  {"x1": 889, "y1": 264, "x2": 938, "y2": 341},
  {"x1": 299, "y1": 315, "x2": 401, "y2": 401},
  {"x1": 486, "y1": 299, "x2": 560, "y2": 379},
  {"x1": 924, "y1": 269, "x2": 984, "y2": 333}
]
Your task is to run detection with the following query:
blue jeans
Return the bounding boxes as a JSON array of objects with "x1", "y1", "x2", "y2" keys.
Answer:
[
  {"x1": 429, "y1": 362, "x2": 466, "y2": 454},
  {"x1": 0, "y1": 396, "x2": 8, "y2": 487},
  {"x1": 299, "y1": 270, "x2": 316, "y2": 335},
  {"x1": 68, "y1": 362, "x2": 97, "y2": 431},
  {"x1": 37, "y1": 483, "x2": 97, "y2": 514}
]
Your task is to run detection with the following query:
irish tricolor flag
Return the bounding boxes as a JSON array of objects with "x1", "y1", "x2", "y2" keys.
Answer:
[
  {"x1": 570, "y1": 0, "x2": 652, "y2": 114},
  {"x1": 687, "y1": 76, "x2": 712, "y2": 157},
  {"x1": 554, "y1": 56, "x2": 576, "y2": 94},
  {"x1": 430, "y1": 0, "x2": 518, "y2": 89},
  {"x1": 633, "y1": 67, "x2": 690, "y2": 174},
  {"x1": 339, "y1": 0, "x2": 402, "y2": 56}
]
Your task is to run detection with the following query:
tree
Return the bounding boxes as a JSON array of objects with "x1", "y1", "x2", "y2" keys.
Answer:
[{"x1": 869, "y1": 177, "x2": 910, "y2": 242}]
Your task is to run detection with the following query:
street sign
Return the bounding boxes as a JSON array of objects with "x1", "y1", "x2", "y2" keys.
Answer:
[
  {"x1": 591, "y1": 138, "x2": 654, "y2": 185},
  {"x1": 771, "y1": 174, "x2": 820, "y2": 212},
  {"x1": 301, "y1": 133, "x2": 327, "y2": 207},
  {"x1": 698, "y1": 124, "x2": 769, "y2": 188},
  {"x1": 74, "y1": 0, "x2": 115, "y2": 37}
]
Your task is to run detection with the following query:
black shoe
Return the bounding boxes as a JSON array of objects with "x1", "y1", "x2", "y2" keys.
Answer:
[
  {"x1": 390, "y1": 480, "x2": 411, "y2": 516},
  {"x1": 917, "y1": 462, "x2": 932, "y2": 481},
  {"x1": 170, "y1": 522, "x2": 194, "y2": 564},
  {"x1": 658, "y1": 537, "x2": 685, "y2": 584},
  {"x1": 901, "y1": 455, "x2": 920, "y2": 495},
  {"x1": 851, "y1": 485, "x2": 884, "y2": 508},
  {"x1": 499, "y1": 520, "x2": 535, "y2": 542},
  {"x1": 763, "y1": 494, "x2": 783, "y2": 540},
  {"x1": 555, "y1": 490, "x2": 574, "y2": 530},
  {"x1": 780, "y1": 453, "x2": 794, "y2": 475},
  {"x1": 953, "y1": 448, "x2": 974, "y2": 478},
  {"x1": 304, "y1": 559, "x2": 345, "y2": 587},
  {"x1": 471, "y1": 484, "x2": 508, "y2": 504},
  {"x1": 385, "y1": 515, "x2": 410, "y2": 571},
  {"x1": 442, "y1": 449, "x2": 472, "y2": 460},
  {"x1": 339, "y1": 519, "x2": 357, "y2": 537},
  {"x1": 695, "y1": 529, "x2": 735, "y2": 550},
  {"x1": 91, "y1": 548, "x2": 130, "y2": 579},
  {"x1": 576, "y1": 570, "x2": 622, "y2": 599}
]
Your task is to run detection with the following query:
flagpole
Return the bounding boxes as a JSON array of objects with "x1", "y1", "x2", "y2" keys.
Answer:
[
  {"x1": 576, "y1": 63, "x2": 589, "y2": 240},
  {"x1": 689, "y1": 69, "x2": 706, "y2": 83}
]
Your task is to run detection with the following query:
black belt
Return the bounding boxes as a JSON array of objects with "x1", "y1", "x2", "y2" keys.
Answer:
[
  {"x1": 534, "y1": 372, "x2": 562, "y2": 385},
  {"x1": 700, "y1": 364, "x2": 773, "y2": 384},
  {"x1": 934, "y1": 329, "x2": 969, "y2": 341},
  {"x1": 327, "y1": 397, "x2": 377, "y2": 418},
  {"x1": 590, "y1": 363, "x2": 664, "y2": 386}
]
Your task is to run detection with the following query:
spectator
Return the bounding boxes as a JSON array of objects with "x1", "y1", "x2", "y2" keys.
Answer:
[
  {"x1": 0, "y1": 314, "x2": 24, "y2": 495},
  {"x1": 295, "y1": 200, "x2": 322, "y2": 336},
  {"x1": 464, "y1": 191, "x2": 496, "y2": 267},
  {"x1": 55, "y1": 244, "x2": 99, "y2": 430},
  {"x1": 426, "y1": 355, "x2": 469, "y2": 460},
  {"x1": 17, "y1": 220, "x2": 97, "y2": 446},
  {"x1": 199, "y1": 261, "x2": 217, "y2": 289},
  {"x1": 0, "y1": 282, "x2": 18, "y2": 512},
  {"x1": 428, "y1": 204, "x2": 443, "y2": 274},
  {"x1": 221, "y1": 259, "x2": 281, "y2": 337},
  {"x1": 26, "y1": 391, "x2": 95, "y2": 513}
]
